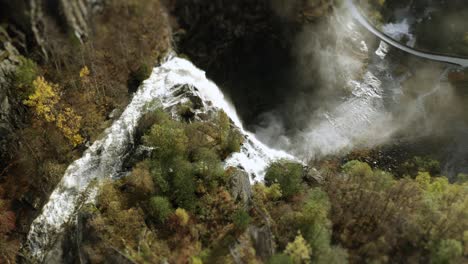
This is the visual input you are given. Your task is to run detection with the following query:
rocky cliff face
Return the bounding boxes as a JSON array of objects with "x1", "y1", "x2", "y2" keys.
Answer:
[
  {"x1": 170, "y1": 0, "x2": 333, "y2": 127},
  {"x1": 0, "y1": 1, "x2": 172, "y2": 261},
  {"x1": 0, "y1": 28, "x2": 24, "y2": 169},
  {"x1": 0, "y1": 0, "x2": 102, "y2": 166}
]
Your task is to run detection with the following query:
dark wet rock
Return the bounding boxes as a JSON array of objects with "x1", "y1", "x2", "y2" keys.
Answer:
[
  {"x1": 59, "y1": 0, "x2": 93, "y2": 42},
  {"x1": 0, "y1": 27, "x2": 23, "y2": 170},
  {"x1": 228, "y1": 167, "x2": 252, "y2": 207},
  {"x1": 303, "y1": 166, "x2": 323, "y2": 186},
  {"x1": 48, "y1": 206, "x2": 134, "y2": 264},
  {"x1": 248, "y1": 225, "x2": 276, "y2": 261},
  {"x1": 1, "y1": 0, "x2": 105, "y2": 60},
  {"x1": 228, "y1": 225, "x2": 276, "y2": 263},
  {"x1": 170, "y1": 0, "x2": 334, "y2": 127}
]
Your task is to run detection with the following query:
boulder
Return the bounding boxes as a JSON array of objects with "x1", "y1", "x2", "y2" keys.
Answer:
[
  {"x1": 248, "y1": 225, "x2": 276, "y2": 261},
  {"x1": 303, "y1": 166, "x2": 323, "y2": 186},
  {"x1": 228, "y1": 167, "x2": 252, "y2": 207}
]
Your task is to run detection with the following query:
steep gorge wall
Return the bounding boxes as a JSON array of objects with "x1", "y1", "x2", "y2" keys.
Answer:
[
  {"x1": 170, "y1": 0, "x2": 334, "y2": 127},
  {"x1": 0, "y1": 1, "x2": 172, "y2": 261}
]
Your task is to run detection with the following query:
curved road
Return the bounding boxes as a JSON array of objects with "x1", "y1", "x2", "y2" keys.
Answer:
[{"x1": 346, "y1": 0, "x2": 468, "y2": 68}]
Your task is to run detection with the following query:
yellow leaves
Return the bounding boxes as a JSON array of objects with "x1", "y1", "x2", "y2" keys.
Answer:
[
  {"x1": 253, "y1": 183, "x2": 283, "y2": 202},
  {"x1": 79, "y1": 66, "x2": 90, "y2": 78},
  {"x1": 23, "y1": 76, "x2": 84, "y2": 146},
  {"x1": 416, "y1": 172, "x2": 431, "y2": 190},
  {"x1": 191, "y1": 256, "x2": 203, "y2": 264},
  {"x1": 24, "y1": 77, "x2": 60, "y2": 122},
  {"x1": 284, "y1": 232, "x2": 312, "y2": 264},
  {"x1": 56, "y1": 107, "x2": 84, "y2": 147},
  {"x1": 428, "y1": 177, "x2": 449, "y2": 194},
  {"x1": 175, "y1": 208, "x2": 189, "y2": 226}
]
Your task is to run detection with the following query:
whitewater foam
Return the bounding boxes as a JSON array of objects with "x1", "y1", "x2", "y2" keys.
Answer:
[{"x1": 25, "y1": 56, "x2": 294, "y2": 261}]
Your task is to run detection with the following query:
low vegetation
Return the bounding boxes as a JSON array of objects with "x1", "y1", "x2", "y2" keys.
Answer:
[
  {"x1": 0, "y1": 0, "x2": 172, "y2": 261},
  {"x1": 75, "y1": 109, "x2": 467, "y2": 263}
]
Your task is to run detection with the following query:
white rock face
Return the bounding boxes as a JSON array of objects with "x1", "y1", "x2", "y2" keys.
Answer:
[{"x1": 25, "y1": 56, "x2": 295, "y2": 261}]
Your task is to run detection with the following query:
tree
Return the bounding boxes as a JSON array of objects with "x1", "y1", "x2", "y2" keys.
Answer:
[
  {"x1": 284, "y1": 233, "x2": 311, "y2": 264},
  {"x1": 23, "y1": 76, "x2": 84, "y2": 146},
  {"x1": 144, "y1": 122, "x2": 188, "y2": 163},
  {"x1": 148, "y1": 196, "x2": 173, "y2": 224},
  {"x1": 175, "y1": 208, "x2": 189, "y2": 226},
  {"x1": 216, "y1": 111, "x2": 243, "y2": 156},
  {"x1": 232, "y1": 209, "x2": 251, "y2": 231},
  {"x1": 56, "y1": 107, "x2": 84, "y2": 146},
  {"x1": 24, "y1": 76, "x2": 60, "y2": 122},
  {"x1": 125, "y1": 161, "x2": 155, "y2": 198},
  {"x1": 298, "y1": 189, "x2": 332, "y2": 258},
  {"x1": 265, "y1": 160, "x2": 303, "y2": 199},
  {"x1": 171, "y1": 158, "x2": 197, "y2": 211},
  {"x1": 430, "y1": 239, "x2": 463, "y2": 264},
  {"x1": 0, "y1": 199, "x2": 18, "y2": 261},
  {"x1": 14, "y1": 56, "x2": 39, "y2": 99}
]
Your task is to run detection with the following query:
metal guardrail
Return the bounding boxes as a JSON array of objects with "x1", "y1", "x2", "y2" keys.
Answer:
[{"x1": 346, "y1": 0, "x2": 468, "y2": 68}]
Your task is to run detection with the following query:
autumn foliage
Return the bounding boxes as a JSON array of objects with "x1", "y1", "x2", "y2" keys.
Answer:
[
  {"x1": 0, "y1": 199, "x2": 17, "y2": 262},
  {"x1": 23, "y1": 76, "x2": 84, "y2": 146}
]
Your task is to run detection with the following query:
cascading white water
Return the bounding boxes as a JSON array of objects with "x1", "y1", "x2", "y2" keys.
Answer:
[{"x1": 25, "y1": 55, "x2": 294, "y2": 262}]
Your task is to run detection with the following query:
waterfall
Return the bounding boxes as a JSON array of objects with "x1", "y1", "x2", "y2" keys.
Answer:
[{"x1": 25, "y1": 55, "x2": 294, "y2": 262}]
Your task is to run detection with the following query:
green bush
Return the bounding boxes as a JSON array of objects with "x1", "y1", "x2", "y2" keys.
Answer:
[
  {"x1": 430, "y1": 239, "x2": 463, "y2": 264},
  {"x1": 193, "y1": 147, "x2": 226, "y2": 188},
  {"x1": 224, "y1": 131, "x2": 243, "y2": 154},
  {"x1": 14, "y1": 56, "x2": 39, "y2": 99},
  {"x1": 232, "y1": 209, "x2": 251, "y2": 231},
  {"x1": 401, "y1": 156, "x2": 441, "y2": 177},
  {"x1": 148, "y1": 196, "x2": 173, "y2": 223},
  {"x1": 456, "y1": 173, "x2": 468, "y2": 183},
  {"x1": 149, "y1": 160, "x2": 170, "y2": 194},
  {"x1": 144, "y1": 122, "x2": 188, "y2": 163},
  {"x1": 216, "y1": 111, "x2": 243, "y2": 156},
  {"x1": 171, "y1": 158, "x2": 197, "y2": 211},
  {"x1": 265, "y1": 160, "x2": 303, "y2": 199},
  {"x1": 342, "y1": 160, "x2": 373, "y2": 178},
  {"x1": 298, "y1": 189, "x2": 334, "y2": 260},
  {"x1": 268, "y1": 254, "x2": 293, "y2": 264}
]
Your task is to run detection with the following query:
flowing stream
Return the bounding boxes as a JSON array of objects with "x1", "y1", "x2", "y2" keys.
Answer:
[{"x1": 25, "y1": 55, "x2": 293, "y2": 262}]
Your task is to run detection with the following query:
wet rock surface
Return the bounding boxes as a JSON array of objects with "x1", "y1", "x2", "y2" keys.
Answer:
[
  {"x1": 228, "y1": 167, "x2": 252, "y2": 207},
  {"x1": 0, "y1": 28, "x2": 24, "y2": 170},
  {"x1": 170, "y1": 0, "x2": 333, "y2": 127}
]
